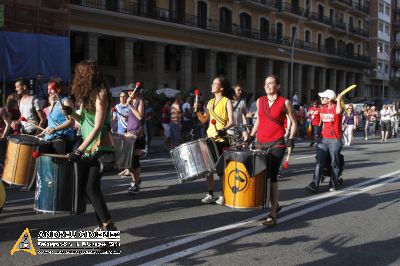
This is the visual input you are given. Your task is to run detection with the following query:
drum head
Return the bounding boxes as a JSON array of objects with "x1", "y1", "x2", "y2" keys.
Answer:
[{"x1": 7, "y1": 134, "x2": 49, "y2": 146}]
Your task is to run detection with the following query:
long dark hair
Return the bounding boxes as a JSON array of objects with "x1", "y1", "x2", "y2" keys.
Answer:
[
  {"x1": 71, "y1": 60, "x2": 112, "y2": 112},
  {"x1": 215, "y1": 76, "x2": 234, "y2": 99}
]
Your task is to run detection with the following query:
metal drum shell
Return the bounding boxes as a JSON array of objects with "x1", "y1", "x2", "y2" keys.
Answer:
[
  {"x1": 223, "y1": 150, "x2": 266, "y2": 210},
  {"x1": 112, "y1": 133, "x2": 135, "y2": 169},
  {"x1": 170, "y1": 138, "x2": 219, "y2": 183},
  {"x1": 34, "y1": 156, "x2": 76, "y2": 214}
]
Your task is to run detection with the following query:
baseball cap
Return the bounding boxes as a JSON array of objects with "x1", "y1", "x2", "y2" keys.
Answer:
[{"x1": 318, "y1": 89, "x2": 336, "y2": 100}]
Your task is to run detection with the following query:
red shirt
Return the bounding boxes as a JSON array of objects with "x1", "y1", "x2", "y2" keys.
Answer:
[
  {"x1": 257, "y1": 96, "x2": 286, "y2": 143},
  {"x1": 308, "y1": 107, "x2": 321, "y2": 126},
  {"x1": 320, "y1": 104, "x2": 342, "y2": 140},
  {"x1": 161, "y1": 106, "x2": 170, "y2": 123}
]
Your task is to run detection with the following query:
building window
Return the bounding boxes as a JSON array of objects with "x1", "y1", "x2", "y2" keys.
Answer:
[
  {"x1": 276, "y1": 22, "x2": 283, "y2": 42},
  {"x1": 385, "y1": 44, "x2": 389, "y2": 54},
  {"x1": 237, "y1": 59, "x2": 246, "y2": 80},
  {"x1": 260, "y1": 18, "x2": 270, "y2": 41},
  {"x1": 349, "y1": 17, "x2": 353, "y2": 28},
  {"x1": 291, "y1": 26, "x2": 297, "y2": 41},
  {"x1": 379, "y1": 2, "x2": 384, "y2": 13},
  {"x1": 378, "y1": 22, "x2": 383, "y2": 33},
  {"x1": 385, "y1": 24, "x2": 390, "y2": 35},
  {"x1": 220, "y1": 7, "x2": 232, "y2": 33},
  {"x1": 98, "y1": 37, "x2": 117, "y2": 66},
  {"x1": 197, "y1": 1, "x2": 207, "y2": 29},
  {"x1": 305, "y1": 30, "x2": 311, "y2": 44},
  {"x1": 137, "y1": 0, "x2": 153, "y2": 16},
  {"x1": 216, "y1": 52, "x2": 227, "y2": 75},
  {"x1": 317, "y1": 33, "x2": 322, "y2": 50},
  {"x1": 240, "y1": 12, "x2": 252, "y2": 37},
  {"x1": 197, "y1": 49, "x2": 206, "y2": 73},
  {"x1": 385, "y1": 5, "x2": 390, "y2": 16},
  {"x1": 169, "y1": 0, "x2": 185, "y2": 23},
  {"x1": 378, "y1": 42, "x2": 383, "y2": 53}
]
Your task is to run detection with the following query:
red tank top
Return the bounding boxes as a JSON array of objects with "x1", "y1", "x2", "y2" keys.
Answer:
[
  {"x1": 320, "y1": 104, "x2": 342, "y2": 139},
  {"x1": 308, "y1": 107, "x2": 321, "y2": 126},
  {"x1": 257, "y1": 96, "x2": 286, "y2": 143}
]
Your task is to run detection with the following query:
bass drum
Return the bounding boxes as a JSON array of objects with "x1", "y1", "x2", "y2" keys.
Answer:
[{"x1": 222, "y1": 150, "x2": 267, "y2": 210}]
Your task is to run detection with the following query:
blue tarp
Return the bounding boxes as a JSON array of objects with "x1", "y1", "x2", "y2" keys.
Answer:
[{"x1": 0, "y1": 31, "x2": 70, "y2": 83}]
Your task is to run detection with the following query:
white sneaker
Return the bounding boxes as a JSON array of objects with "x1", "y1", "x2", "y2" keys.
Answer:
[
  {"x1": 215, "y1": 195, "x2": 224, "y2": 205},
  {"x1": 329, "y1": 187, "x2": 337, "y2": 192},
  {"x1": 201, "y1": 194, "x2": 215, "y2": 204}
]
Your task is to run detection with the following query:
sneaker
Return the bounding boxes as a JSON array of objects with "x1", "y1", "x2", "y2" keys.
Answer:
[
  {"x1": 128, "y1": 185, "x2": 140, "y2": 195},
  {"x1": 329, "y1": 187, "x2": 337, "y2": 192},
  {"x1": 201, "y1": 194, "x2": 215, "y2": 204},
  {"x1": 215, "y1": 195, "x2": 224, "y2": 205},
  {"x1": 306, "y1": 182, "x2": 318, "y2": 193},
  {"x1": 365, "y1": 137, "x2": 368, "y2": 140}
]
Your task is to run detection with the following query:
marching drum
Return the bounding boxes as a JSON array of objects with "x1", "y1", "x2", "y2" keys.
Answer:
[
  {"x1": 218, "y1": 149, "x2": 268, "y2": 210},
  {"x1": 34, "y1": 155, "x2": 86, "y2": 214},
  {"x1": 112, "y1": 133, "x2": 136, "y2": 169},
  {"x1": 2, "y1": 135, "x2": 49, "y2": 186},
  {"x1": 170, "y1": 138, "x2": 219, "y2": 183}
]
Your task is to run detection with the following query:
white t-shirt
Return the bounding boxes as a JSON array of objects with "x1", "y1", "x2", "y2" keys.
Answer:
[
  {"x1": 19, "y1": 96, "x2": 41, "y2": 133},
  {"x1": 380, "y1": 109, "x2": 391, "y2": 122},
  {"x1": 232, "y1": 99, "x2": 248, "y2": 125},
  {"x1": 182, "y1": 102, "x2": 191, "y2": 121}
]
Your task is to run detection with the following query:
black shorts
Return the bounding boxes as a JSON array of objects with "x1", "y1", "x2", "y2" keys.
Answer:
[
  {"x1": 257, "y1": 147, "x2": 285, "y2": 183},
  {"x1": 135, "y1": 136, "x2": 146, "y2": 150}
]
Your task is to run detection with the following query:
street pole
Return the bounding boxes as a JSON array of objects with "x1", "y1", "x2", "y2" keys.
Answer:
[{"x1": 290, "y1": 0, "x2": 312, "y2": 101}]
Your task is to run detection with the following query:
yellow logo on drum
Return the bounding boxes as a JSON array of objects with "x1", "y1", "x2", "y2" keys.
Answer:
[{"x1": 11, "y1": 228, "x2": 37, "y2": 256}]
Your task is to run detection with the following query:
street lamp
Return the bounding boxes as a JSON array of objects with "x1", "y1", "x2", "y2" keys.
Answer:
[{"x1": 289, "y1": 0, "x2": 312, "y2": 100}]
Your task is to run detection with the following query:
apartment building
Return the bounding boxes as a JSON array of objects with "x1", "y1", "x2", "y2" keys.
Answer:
[
  {"x1": 392, "y1": 0, "x2": 400, "y2": 98},
  {"x1": 365, "y1": 0, "x2": 397, "y2": 104},
  {"x1": 70, "y1": 0, "x2": 371, "y2": 104}
]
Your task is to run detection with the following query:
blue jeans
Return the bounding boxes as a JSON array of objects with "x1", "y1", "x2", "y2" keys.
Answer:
[
  {"x1": 170, "y1": 123, "x2": 182, "y2": 146},
  {"x1": 313, "y1": 138, "x2": 342, "y2": 188}
]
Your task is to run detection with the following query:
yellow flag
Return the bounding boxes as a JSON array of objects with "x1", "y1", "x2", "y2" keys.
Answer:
[
  {"x1": 10, "y1": 228, "x2": 36, "y2": 256},
  {"x1": 337, "y1": 84, "x2": 357, "y2": 116}
]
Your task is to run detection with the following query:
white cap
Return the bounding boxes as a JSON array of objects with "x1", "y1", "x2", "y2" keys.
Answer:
[{"x1": 318, "y1": 89, "x2": 336, "y2": 100}]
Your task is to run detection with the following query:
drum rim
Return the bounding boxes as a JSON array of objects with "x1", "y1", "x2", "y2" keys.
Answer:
[
  {"x1": 33, "y1": 208, "x2": 76, "y2": 214},
  {"x1": 7, "y1": 134, "x2": 50, "y2": 146},
  {"x1": 170, "y1": 138, "x2": 214, "y2": 153}
]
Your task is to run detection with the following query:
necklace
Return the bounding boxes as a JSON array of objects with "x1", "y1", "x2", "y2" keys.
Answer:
[{"x1": 268, "y1": 97, "x2": 277, "y2": 102}]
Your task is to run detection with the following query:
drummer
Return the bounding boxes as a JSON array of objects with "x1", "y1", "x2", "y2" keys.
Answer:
[
  {"x1": 126, "y1": 82, "x2": 145, "y2": 195},
  {"x1": 246, "y1": 74, "x2": 297, "y2": 228},
  {"x1": 39, "y1": 77, "x2": 75, "y2": 154},
  {"x1": 112, "y1": 91, "x2": 130, "y2": 176},
  {"x1": 228, "y1": 84, "x2": 249, "y2": 141},
  {"x1": 195, "y1": 76, "x2": 234, "y2": 204}
]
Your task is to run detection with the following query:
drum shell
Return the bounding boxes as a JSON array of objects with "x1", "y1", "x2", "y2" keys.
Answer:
[
  {"x1": 2, "y1": 140, "x2": 36, "y2": 186},
  {"x1": 170, "y1": 138, "x2": 219, "y2": 183},
  {"x1": 112, "y1": 133, "x2": 135, "y2": 169},
  {"x1": 34, "y1": 156, "x2": 86, "y2": 214},
  {"x1": 223, "y1": 150, "x2": 266, "y2": 210},
  {"x1": 2, "y1": 135, "x2": 49, "y2": 186}
]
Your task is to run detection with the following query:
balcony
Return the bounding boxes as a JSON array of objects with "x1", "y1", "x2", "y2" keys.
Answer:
[
  {"x1": 330, "y1": 21, "x2": 347, "y2": 33},
  {"x1": 278, "y1": 2, "x2": 304, "y2": 17},
  {"x1": 237, "y1": 0, "x2": 278, "y2": 12},
  {"x1": 348, "y1": 2, "x2": 369, "y2": 15},
  {"x1": 329, "y1": 0, "x2": 350, "y2": 9},
  {"x1": 348, "y1": 25, "x2": 369, "y2": 38},
  {"x1": 306, "y1": 12, "x2": 332, "y2": 27},
  {"x1": 70, "y1": 0, "x2": 371, "y2": 66}
]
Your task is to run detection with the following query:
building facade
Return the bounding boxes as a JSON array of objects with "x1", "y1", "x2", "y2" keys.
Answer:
[{"x1": 70, "y1": 0, "x2": 372, "y2": 104}]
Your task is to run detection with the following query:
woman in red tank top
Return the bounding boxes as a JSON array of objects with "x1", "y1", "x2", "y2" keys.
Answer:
[{"x1": 247, "y1": 74, "x2": 297, "y2": 228}]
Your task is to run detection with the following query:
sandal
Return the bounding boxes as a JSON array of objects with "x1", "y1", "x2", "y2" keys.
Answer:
[{"x1": 262, "y1": 214, "x2": 277, "y2": 228}]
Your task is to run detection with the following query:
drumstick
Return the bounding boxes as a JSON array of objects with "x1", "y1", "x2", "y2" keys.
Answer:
[
  {"x1": 19, "y1": 117, "x2": 46, "y2": 131},
  {"x1": 112, "y1": 107, "x2": 128, "y2": 119},
  {"x1": 282, "y1": 147, "x2": 292, "y2": 169},
  {"x1": 194, "y1": 89, "x2": 200, "y2": 112},
  {"x1": 32, "y1": 151, "x2": 69, "y2": 159}
]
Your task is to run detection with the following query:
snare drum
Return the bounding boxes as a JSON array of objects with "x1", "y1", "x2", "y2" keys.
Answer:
[
  {"x1": 112, "y1": 133, "x2": 135, "y2": 169},
  {"x1": 2, "y1": 135, "x2": 49, "y2": 186},
  {"x1": 221, "y1": 149, "x2": 267, "y2": 210},
  {"x1": 170, "y1": 138, "x2": 219, "y2": 183},
  {"x1": 34, "y1": 155, "x2": 86, "y2": 214}
]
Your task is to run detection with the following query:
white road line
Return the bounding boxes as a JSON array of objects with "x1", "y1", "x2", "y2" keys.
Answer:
[
  {"x1": 95, "y1": 169, "x2": 400, "y2": 266},
  {"x1": 5, "y1": 197, "x2": 35, "y2": 204},
  {"x1": 293, "y1": 155, "x2": 315, "y2": 160},
  {"x1": 140, "y1": 174, "x2": 400, "y2": 266}
]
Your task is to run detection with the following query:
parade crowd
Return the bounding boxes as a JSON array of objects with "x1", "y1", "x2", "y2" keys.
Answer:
[{"x1": 0, "y1": 59, "x2": 399, "y2": 231}]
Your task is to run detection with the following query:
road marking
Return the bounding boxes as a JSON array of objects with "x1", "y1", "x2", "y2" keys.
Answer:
[
  {"x1": 294, "y1": 155, "x2": 315, "y2": 160},
  {"x1": 141, "y1": 173, "x2": 400, "y2": 265},
  {"x1": 5, "y1": 197, "x2": 35, "y2": 204},
  {"x1": 96, "y1": 169, "x2": 400, "y2": 266}
]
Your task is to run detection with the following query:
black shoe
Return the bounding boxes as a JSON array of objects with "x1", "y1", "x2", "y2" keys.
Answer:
[{"x1": 306, "y1": 182, "x2": 318, "y2": 193}]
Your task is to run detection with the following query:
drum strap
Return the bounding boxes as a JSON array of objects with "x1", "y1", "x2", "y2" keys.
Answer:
[
  {"x1": 116, "y1": 105, "x2": 128, "y2": 129},
  {"x1": 209, "y1": 99, "x2": 227, "y2": 125}
]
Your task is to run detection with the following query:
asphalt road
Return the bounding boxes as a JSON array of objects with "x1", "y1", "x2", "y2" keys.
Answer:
[{"x1": 1, "y1": 134, "x2": 400, "y2": 265}]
